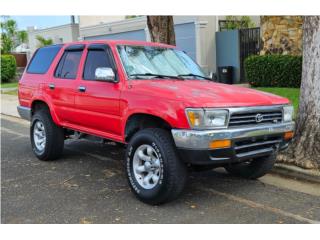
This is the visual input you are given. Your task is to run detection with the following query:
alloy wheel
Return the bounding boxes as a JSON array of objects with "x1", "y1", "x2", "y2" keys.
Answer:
[
  {"x1": 132, "y1": 144, "x2": 162, "y2": 189},
  {"x1": 33, "y1": 120, "x2": 46, "y2": 152}
]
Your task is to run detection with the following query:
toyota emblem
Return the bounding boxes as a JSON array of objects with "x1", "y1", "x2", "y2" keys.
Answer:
[{"x1": 255, "y1": 114, "x2": 263, "y2": 123}]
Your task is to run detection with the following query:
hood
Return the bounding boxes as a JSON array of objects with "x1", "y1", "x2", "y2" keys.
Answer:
[{"x1": 128, "y1": 80, "x2": 290, "y2": 107}]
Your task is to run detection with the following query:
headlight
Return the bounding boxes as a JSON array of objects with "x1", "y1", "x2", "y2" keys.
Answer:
[
  {"x1": 283, "y1": 105, "x2": 294, "y2": 122},
  {"x1": 186, "y1": 108, "x2": 229, "y2": 129}
]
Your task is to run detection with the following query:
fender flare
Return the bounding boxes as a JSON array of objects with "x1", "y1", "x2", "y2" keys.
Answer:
[
  {"x1": 30, "y1": 95, "x2": 61, "y2": 125},
  {"x1": 121, "y1": 109, "x2": 178, "y2": 138}
]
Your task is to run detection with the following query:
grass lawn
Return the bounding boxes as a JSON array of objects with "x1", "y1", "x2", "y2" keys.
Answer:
[
  {"x1": 255, "y1": 87, "x2": 300, "y2": 114},
  {"x1": 0, "y1": 82, "x2": 18, "y2": 89}
]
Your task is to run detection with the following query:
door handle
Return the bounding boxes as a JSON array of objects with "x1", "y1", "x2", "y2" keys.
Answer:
[
  {"x1": 78, "y1": 86, "x2": 86, "y2": 92},
  {"x1": 48, "y1": 83, "x2": 55, "y2": 90}
]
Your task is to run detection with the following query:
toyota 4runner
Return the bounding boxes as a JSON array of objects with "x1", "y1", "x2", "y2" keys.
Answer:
[{"x1": 18, "y1": 40, "x2": 295, "y2": 204}]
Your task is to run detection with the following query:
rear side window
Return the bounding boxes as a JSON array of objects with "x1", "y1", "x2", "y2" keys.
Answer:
[
  {"x1": 83, "y1": 50, "x2": 113, "y2": 80},
  {"x1": 27, "y1": 45, "x2": 62, "y2": 74},
  {"x1": 54, "y1": 50, "x2": 83, "y2": 79}
]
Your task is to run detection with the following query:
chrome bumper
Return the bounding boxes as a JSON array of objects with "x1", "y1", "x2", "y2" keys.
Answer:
[
  {"x1": 17, "y1": 106, "x2": 31, "y2": 121},
  {"x1": 171, "y1": 122, "x2": 295, "y2": 150}
]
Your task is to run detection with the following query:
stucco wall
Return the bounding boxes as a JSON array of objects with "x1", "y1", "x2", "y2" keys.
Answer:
[
  {"x1": 79, "y1": 16, "x2": 126, "y2": 28},
  {"x1": 196, "y1": 16, "x2": 218, "y2": 73},
  {"x1": 27, "y1": 23, "x2": 80, "y2": 54}
]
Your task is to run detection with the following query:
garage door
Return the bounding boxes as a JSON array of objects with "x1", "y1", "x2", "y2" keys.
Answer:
[
  {"x1": 174, "y1": 22, "x2": 196, "y2": 61},
  {"x1": 84, "y1": 29, "x2": 146, "y2": 41}
]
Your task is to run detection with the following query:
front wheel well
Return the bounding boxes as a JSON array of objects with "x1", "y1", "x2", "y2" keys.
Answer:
[{"x1": 125, "y1": 114, "x2": 172, "y2": 142}]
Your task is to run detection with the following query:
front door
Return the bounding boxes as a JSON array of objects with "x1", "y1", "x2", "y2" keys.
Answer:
[{"x1": 74, "y1": 44, "x2": 121, "y2": 139}]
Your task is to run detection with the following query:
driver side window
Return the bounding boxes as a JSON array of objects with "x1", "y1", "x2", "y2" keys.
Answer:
[{"x1": 83, "y1": 50, "x2": 113, "y2": 80}]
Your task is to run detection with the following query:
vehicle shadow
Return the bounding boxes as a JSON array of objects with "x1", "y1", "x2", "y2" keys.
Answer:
[{"x1": 61, "y1": 138, "x2": 263, "y2": 204}]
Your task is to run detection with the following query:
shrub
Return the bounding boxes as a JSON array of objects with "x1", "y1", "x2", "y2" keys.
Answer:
[
  {"x1": 1, "y1": 54, "x2": 16, "y2": 83},
  {"x1": 244, "y1": 55, "x2": 302, "y2": 88}
]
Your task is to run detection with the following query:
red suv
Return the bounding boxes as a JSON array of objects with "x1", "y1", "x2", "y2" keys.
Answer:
[{"x1": 18, "y1": 40, "x2": 295, "y2": 204}]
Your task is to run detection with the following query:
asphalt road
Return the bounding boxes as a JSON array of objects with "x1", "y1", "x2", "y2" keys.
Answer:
[{"x1": 1, "y1": 114, "x2": 320, "y2": 224}]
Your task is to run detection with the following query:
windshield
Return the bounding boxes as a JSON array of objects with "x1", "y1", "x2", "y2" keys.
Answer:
[{"x1": 117, "y1": 45, "x2": 208, "y2": 80}]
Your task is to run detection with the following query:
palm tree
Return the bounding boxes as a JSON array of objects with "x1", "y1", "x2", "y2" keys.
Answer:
[
  {"x1": 4, "y1": 19, "x2": 17, "y2": 37},
  {"x1": 0, "y1": 18, "x2": 17, "y2": 53},
  {"x1": 36, "y1": 35, "x2": 53, "y2": 48},
  {"x1": 17, "y1": 30, "x2": 28, "y2": 44}
]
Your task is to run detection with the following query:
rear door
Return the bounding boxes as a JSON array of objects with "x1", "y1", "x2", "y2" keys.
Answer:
[
  {"x1": 19, "y1": 45, "x2": 62, "y2": 107},
  {"x1": 74, "y1": 43, "x2": 121, "y2": 138},
  {"x1": 47, "y1": 44, "x2": 84, "y2": 124}
]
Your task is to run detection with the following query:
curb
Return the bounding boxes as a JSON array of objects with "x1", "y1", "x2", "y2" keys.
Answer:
[{"x1": 272, "y1": 163, "x2": 320, "y2": 184}]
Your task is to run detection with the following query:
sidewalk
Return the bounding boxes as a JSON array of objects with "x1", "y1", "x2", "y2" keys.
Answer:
[{"x1": 1, "y1": 93, "x2": 19, "y2": 118}]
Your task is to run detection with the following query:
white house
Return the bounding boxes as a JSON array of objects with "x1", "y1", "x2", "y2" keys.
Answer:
[{"x1": 27, "y1": 23, "x2": 80, "y2": 54}]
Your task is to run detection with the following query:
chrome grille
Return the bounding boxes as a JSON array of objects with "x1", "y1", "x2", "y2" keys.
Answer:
[{"x1": 229, "y1": 109, "x2": 283, "y2": 127}]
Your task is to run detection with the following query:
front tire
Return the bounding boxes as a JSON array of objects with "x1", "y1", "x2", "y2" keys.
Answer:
[
  {"x1": 126, "y1": 128, "x2": 188, "y2": 205},
  {"x1": 224, "y1": 153, "x2": 276, "y2": 179},
  {"x1": 30, "y1": 108, "x2": 64, "y2": 161}
]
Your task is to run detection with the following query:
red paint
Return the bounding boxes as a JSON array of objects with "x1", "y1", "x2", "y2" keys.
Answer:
[{"x1": 18, "y1": 40, "x2": 290, "y2": 143}]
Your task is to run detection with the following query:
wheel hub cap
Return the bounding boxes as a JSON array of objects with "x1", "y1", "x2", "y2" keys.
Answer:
[{"x1": 132, "y1": 144, "x2": 162, "y2": 189}]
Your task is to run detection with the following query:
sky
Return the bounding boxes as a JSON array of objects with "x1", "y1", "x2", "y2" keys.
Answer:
[{"x1": 10, "y1": 16, "x2": 76, "y2": 30}]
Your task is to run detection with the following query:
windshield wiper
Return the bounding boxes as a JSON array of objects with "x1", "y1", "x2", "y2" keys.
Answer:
[
  {"x1": 129, "y1": 73, "x2": 184, "y2": 80},
  {"x1": 177, "y1": 74, "x2": 212, "y2": 80}
]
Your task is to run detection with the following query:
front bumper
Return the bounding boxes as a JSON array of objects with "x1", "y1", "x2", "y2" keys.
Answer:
[{"x1": 172, "y1": 122, "x2": 294, "y2": 165}]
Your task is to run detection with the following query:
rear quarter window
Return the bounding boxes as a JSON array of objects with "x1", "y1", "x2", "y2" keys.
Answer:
[{"x1": 27, "y1": 45, "x2": 62, "y2": 74}]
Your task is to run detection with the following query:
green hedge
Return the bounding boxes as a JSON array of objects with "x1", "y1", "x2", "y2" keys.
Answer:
[
  {"x1": 1, "y1": 55, "x2": 17, "y2": 83},
  {"x1": 244, "y1": 55, "x2": 302, "y2": 88}
]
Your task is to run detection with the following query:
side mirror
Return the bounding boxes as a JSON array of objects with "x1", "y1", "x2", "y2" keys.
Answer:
[{"x1": 95, "y1": 67, "x2": 116, "y2": 82}]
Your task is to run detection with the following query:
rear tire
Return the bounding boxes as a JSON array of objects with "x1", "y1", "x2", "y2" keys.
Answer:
[
  {"x1": 224, "y1": 153, "x2": 276, "y2": 179},
  {"x1": 126, "y1": 128, "x2": 188, "y2": 205},
  {"x1": 30, "y1": 107, "x2": 64, "y2": 161}
]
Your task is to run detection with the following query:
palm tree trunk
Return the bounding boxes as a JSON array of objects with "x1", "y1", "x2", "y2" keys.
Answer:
[{"x1": 147, "y1": 16, "x2": 176, "y2": 45}]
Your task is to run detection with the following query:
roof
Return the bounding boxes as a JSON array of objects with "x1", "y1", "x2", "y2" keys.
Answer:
[{"x1": 61, "y1": 40, "x2": 175, "y2": 48}]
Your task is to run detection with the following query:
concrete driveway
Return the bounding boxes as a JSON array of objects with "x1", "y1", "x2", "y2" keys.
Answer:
[{"x1": 1, "y1": 115, "x2": 320, "y2": 224}]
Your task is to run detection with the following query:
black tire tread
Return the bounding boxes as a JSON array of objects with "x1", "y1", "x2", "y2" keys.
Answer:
[
  {"x1": 127, "y1": 128, "x2": 187, "y2": 205},
  {"x1": 31, "y1": 107, "x2": 64, "y2": 161}
]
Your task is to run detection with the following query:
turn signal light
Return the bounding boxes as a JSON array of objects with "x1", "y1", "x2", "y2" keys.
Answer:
[
  {"x1": 209, "y1": 139, "x2": 231, "y2": 149},
  {"x1": 284, "y1": 131, "x2": 294, "y2": 140},
  {"x1": 187, "y1": 111, "x2": 201, "y2": 127}
]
